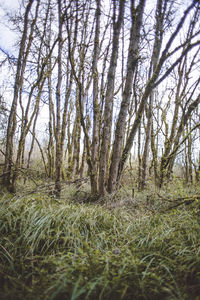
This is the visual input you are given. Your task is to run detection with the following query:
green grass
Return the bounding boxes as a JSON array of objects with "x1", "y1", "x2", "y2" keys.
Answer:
[{"x1": 0, "y1": 192, "x2": 199, "y2": 300}]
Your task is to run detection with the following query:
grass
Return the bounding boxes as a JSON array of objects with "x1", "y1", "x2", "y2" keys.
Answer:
[{"x1": 0, "y1": 187, "x2": 200, "y2": 300}]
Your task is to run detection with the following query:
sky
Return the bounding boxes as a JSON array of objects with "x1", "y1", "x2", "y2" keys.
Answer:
[
  {"x1": 0, "y1": 0, "x2": 19, "y2": 53},
  {"x1": 0, "y1": 0, "x2": 20, "y2": 108}
]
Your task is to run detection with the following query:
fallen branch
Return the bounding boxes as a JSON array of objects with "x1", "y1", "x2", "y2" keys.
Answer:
[
  {"x1": 161, "y1": 195, "x2": 200, "y2": 212},
  {"x1": 4, "y1": 177, "x2": 90, "y2": 202}
]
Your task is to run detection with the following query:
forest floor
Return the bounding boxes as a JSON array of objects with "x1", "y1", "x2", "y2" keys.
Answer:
[{"x1": 0, "y1": 179, "x2": 200, "y2": 300}]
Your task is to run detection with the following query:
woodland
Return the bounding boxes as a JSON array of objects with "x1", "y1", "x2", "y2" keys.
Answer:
[{"x1": 0, "y1": 0, "x2": 200, "y2": 299}]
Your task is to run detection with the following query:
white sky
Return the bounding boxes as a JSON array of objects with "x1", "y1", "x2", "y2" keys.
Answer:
[{"x1": 0, "y1": 0, "x2": 19, "y2": 52}]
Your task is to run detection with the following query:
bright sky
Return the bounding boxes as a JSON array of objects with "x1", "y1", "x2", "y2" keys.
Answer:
[{"x1": 0, "y1": 0, "x2": 19, "y2": 53}]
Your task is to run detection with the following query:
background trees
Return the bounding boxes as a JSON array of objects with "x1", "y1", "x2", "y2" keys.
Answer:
[{"x1": 0, "y1": 0, "x2": 200, "y2": 197}]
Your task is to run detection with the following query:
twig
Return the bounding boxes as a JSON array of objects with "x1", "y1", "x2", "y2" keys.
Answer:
[{"x1": 0, "y1": 149, "x2": 6, "y2": 156}]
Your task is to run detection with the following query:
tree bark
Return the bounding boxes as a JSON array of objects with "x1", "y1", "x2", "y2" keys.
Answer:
[
  {"x1": 98, "y1": 0, "x2": 125, "y2": 195},
  {"x1": 91, "y1": 0, "x2": 101, "y2": 195},
  {"x1": 55, "y1": 0, "x2": 63, "y2": 198},
  {"x1": 3, "y1": 0, "x2": 35, "y2": 192},
  {"x1": 108, "y1": 0, "x2": 146, "y2": 193}
]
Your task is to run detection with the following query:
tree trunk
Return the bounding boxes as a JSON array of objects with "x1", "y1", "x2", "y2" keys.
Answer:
[
  {"x1": 151, "y1": 120, "x2": 159, "y2": 186},
  {"x1": 3, "y1": 0, "x2": 35, "y2": 192},
  {"x1": 55, "y1": 0, "x2": 63, "y2": 198},
  {"x1": 108, "y1": 0, "x2": 146, "y2": 193},
  {"x1": 91, "y1": 0, "x2": 101, "y2": 195},
  {"x1": 140, "y1": 98, "x2": 152, "y2": 190},
  {"x1": 98, "y1": 0, "x2": 125, "y2": 195}
]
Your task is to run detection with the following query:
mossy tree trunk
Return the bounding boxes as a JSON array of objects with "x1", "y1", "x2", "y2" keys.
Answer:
[
  {"x1": 54, "y1": 0, "x2": 63, "y2": 198},
  {"x1": 3, "y1": 0, "x2": 36, "y2": 192},
  {"x1": 108, "y1": 0, "x2": 146, "y2": 194},
  {"x1": 91, "y1": 0, "x2": 101, "y2": 195},
  {"x1": 139, "y1": 0, "x2": 165, "y2": 191},
  {"x1": 98, "y1": 0, "x2": 125, "y2": 195}
]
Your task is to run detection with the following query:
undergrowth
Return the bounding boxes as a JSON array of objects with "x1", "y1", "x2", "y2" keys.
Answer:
[{"x1": 0, "y1": 190, "x2": 199, "y2": 300}]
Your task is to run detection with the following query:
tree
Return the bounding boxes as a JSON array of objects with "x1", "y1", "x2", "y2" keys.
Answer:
[
  {"x1": 139, "y1": 0, "x2": 167, "y2": 190},
  {"x1": 117, "y1": 0, "x2": 200, "y2": 189},
  {"x1": 98, "y1": 0, "x2": 126, "y2": 195},
  {"x1": 3, "y1": 0, "x2": 35, "y2": 192},
  {"x1": 108, "y1": 0, "x2": 146, "y2": 193},
  {"x1": 1, "y1": 0, "x2": 200, "y2": 197}
]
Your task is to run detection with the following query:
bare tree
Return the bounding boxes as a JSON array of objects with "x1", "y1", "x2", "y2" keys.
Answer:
[
  {"x1": 139, "y1": 0, "x2": 167, "y2": 190},
  {"x1": 98, "y1": 0, "x2": 125, "y2": 195},
  {"x1": 3, "y1": 0, "x2": 35, "y2": 192},
  {"x1": 117, "y1": 1, "x2": 200, "y2": 187},
  {"x1": 1, "y1": 0, "x2": 200, "y2": 197},
  {"x1": 107, "y1": 0, "x2": 146, "y2": 193}
]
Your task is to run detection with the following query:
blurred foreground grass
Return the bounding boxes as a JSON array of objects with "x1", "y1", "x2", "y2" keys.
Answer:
[{"x1": 0, "y1": 189, "x2": 199, "y2": 300}]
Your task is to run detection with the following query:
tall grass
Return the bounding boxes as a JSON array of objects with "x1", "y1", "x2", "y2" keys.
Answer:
[{"x1": 0, "y1": 193, "x2": 199, "y2": 299}]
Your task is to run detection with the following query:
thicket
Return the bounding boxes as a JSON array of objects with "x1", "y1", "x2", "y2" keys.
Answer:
[
  {"x1": 0, "y1": 182, "x2": 199, "y2": 300},
  {"x1": 1, "y1": 0, "x2": 200, "y2": 197}
]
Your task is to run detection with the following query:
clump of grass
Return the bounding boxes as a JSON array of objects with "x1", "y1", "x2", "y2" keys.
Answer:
[{"x1": 0, "y1": 192, "x2": 199, "y2": 300}]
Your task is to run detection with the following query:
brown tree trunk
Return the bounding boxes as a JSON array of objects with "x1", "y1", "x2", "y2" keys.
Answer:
[
  {"x1": 140, "y1": 98, "x2": 152, "y2": 190},
  {"x1": 3, "y1": 0, "x2": 35, "y2": 192},
  {"x1": 139, "y1": 0, "x2": 166, "y2": 190},
  {"x1": 55, "y1": 0, "x2": 63, "y2": 198},
  {"x1": 91, "y1": 0, "x2": 101, "y2": 195},
  {"x1": 151, "y1": 120, "x2": 159, "y2": 186},
  {"x1": 26, "y1": 106, "x2": 39, "y2": 172},
  {"x1": 108, "y1": 0, "x2": 146, "y2": 193},
  {"x1": 98, "y1": 0, "x2": 125, "y2": 195},
  {"x1": 47, "y1": 68, "x2": 56, "y2": 179},
  {"x1": 137, "y1": 123, "x2": 142, "y2": 189}
]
